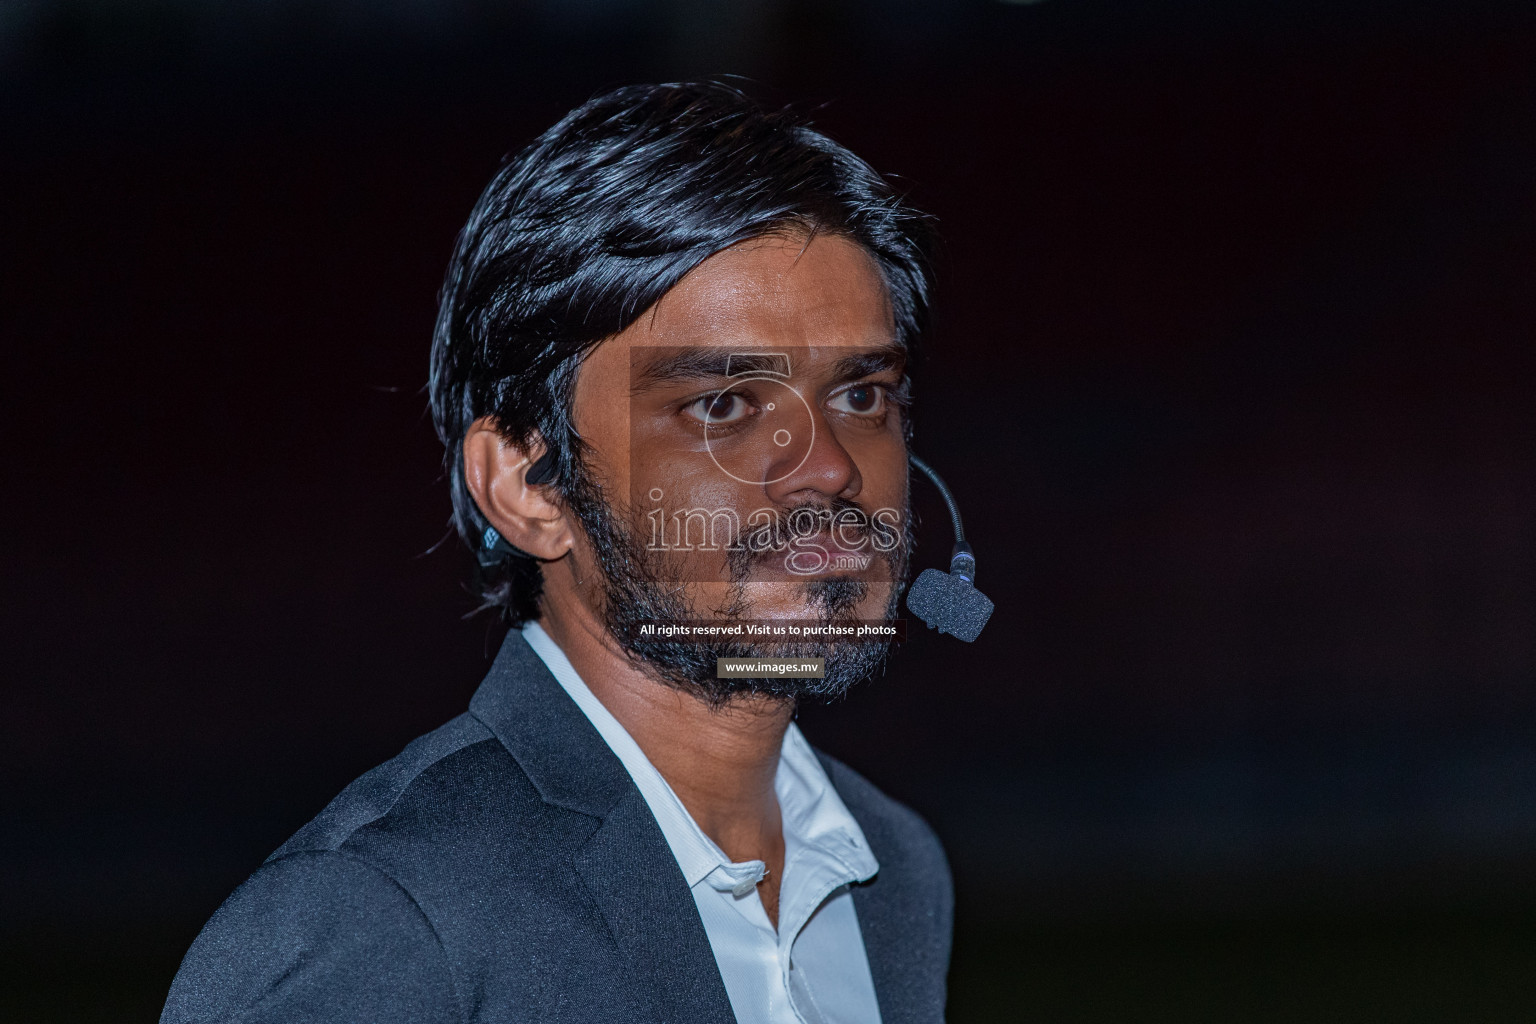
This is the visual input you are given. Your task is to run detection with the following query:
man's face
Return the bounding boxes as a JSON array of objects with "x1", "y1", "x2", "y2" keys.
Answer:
[{"x1": 562, "y1": 231, "x2": 911, "y2": 699}]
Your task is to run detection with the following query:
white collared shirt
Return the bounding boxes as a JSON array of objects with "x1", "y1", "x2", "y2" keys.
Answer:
[{"x1": 523, "y1": 622, "x2": 884, "y2": 1024}]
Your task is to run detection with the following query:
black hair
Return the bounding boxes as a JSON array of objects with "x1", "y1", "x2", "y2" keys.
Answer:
[{"x1": 427, "y1": 80, "x2": 935, "y2": 624}]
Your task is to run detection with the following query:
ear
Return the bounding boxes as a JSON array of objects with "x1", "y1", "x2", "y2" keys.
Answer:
[{"x1": 462, "y1": 417, "x2": 574, "y2": 561}]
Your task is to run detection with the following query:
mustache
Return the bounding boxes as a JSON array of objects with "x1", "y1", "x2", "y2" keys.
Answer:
[{"x1": 737, "y1": 498, "x2": 876, "y2": 557}]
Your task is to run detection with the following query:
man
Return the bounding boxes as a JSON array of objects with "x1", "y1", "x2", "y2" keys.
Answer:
[{"x1": 162, "y1": 82, "x2": 952, "y2": 1024}]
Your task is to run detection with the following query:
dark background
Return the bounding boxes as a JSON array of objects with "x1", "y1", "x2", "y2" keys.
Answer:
[{"x1": 3, "y1": 1, "x2": 1534, "y2": 1020}]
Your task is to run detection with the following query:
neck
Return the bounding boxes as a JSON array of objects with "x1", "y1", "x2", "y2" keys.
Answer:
[{"x1": 536, "y1": 581, "x2": 793, "y2": 864}]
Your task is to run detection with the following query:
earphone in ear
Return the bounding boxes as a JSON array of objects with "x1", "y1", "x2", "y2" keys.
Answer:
[
  {"x1": 474, "y1": 446, "x2": 559, "y2": 566},
  {"x1": 524, "y1": 449, "x2": 557, "y2": 486}
]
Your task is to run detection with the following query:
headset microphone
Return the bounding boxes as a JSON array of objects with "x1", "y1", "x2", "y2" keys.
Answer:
[
  {"x1": 905, "y1": 454, "x2": 994, "y2": 643},
  {"x1": 478, "y1": 448, "x2": 993, "y2": 642}
]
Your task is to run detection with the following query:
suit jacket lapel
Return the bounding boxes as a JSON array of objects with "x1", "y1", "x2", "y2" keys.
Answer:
[
  {"x1": 469, "y1": 630, "x2": 736, "y2": 1024},
  {"x1": 572, "y1": 787, "x2": 737, "y2": 1024},
  {"x1": 849, "y1": 873, "x2": 910, "y2": 1024},
  {"x1": 822, "y1": 752, "x2": 944, "y2": 1024}
]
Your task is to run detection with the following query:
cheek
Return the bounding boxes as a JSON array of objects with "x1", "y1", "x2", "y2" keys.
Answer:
[
  {"x1": 630, "y1": 451, "x2": 762, "y2": 547},
  {"x1": 848, "y1": 435, "x2": 909, "y2": 512}
]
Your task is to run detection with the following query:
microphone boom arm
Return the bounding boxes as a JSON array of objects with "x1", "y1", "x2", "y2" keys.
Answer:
[{"x1": 905, "y1": 453, "x2": 993, "y2": 641}]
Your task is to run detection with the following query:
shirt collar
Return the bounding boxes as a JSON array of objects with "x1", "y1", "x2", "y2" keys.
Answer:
[{"x1": 521, "y1": 622, "x2": 878, "y2": 893}]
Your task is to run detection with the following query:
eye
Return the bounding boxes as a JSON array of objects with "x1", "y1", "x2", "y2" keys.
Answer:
[
  {"x1": 683, "y1": 389, "x2": 755, "y2": 426},
  {"x1": 827, "y1": 384, "x2": 886, "y2": 416}
]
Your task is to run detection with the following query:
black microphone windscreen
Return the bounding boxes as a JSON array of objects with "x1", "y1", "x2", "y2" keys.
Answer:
[{"x1": 906, "y1": 568, "x2": 994, "y2": 643}]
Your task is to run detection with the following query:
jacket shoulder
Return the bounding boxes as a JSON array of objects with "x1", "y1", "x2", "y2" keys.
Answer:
[
  {"x1": 163, "y1": 712, "x2": 577, "y2": 1023},
  {"x1": 161, "y1": 849, "x2": 460, "y2": 1024},
  {"x1": 272, "y1": 711, "x2": 507, "y2": 860}
]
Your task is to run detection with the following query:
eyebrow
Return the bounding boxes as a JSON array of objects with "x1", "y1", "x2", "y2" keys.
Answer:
[
  {"x1": 630, "y1": 344, "x2": 907, "y2": 393},
  {"x1": 829, "y1": 345, "x2": 907, "y2": 383}
]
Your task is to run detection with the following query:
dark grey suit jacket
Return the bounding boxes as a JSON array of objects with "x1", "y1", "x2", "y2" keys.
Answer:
[{"x1": 161, "y1": 630, "x2": 953, "y2": 1023}]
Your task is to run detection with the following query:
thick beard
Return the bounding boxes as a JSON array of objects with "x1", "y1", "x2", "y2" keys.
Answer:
[{"x1": 559, "y1": 462, "x2": 910, "y2": 706}]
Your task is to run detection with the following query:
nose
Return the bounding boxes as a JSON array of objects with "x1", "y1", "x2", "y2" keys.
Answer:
[{"x1": 762, "y1": 410, "x2": 862, "y2": 506}]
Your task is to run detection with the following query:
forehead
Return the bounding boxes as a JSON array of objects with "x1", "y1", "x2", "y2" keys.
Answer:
[{"x1": 627, "y1": 232, "x2": 895, "y2": 351}]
